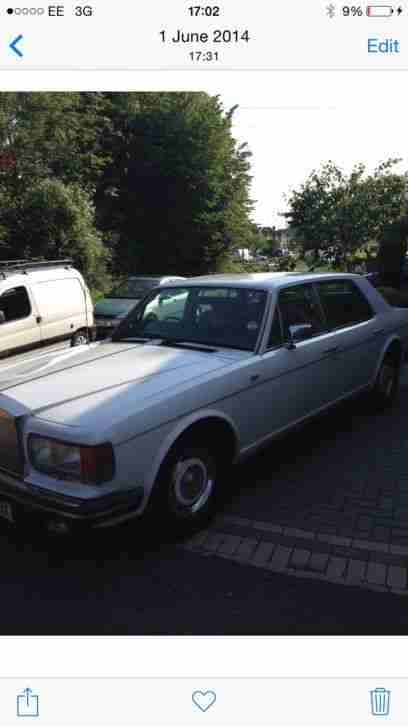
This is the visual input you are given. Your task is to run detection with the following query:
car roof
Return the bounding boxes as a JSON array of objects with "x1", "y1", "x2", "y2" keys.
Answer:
[{"x1": 162, "y1": 272, "x2": 361, "y2": 290}]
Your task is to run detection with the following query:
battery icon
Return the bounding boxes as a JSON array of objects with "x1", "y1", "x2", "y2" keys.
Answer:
[{"x1": 367, "y1": 5, "x2": 394, "y2": 15}]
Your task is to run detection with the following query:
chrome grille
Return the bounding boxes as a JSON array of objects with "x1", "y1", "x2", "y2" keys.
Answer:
[{"x1": 0, "y1": 409, "x2": 24, "y2": 477}]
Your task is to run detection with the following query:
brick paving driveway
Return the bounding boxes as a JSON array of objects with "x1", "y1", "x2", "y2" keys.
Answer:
[{"x1": 185, "y1": 366, "x2": 408, "y2": 595}]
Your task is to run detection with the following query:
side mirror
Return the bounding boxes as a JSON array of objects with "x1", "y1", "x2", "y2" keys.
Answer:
[{"x1": 285, "y1": 323, "x2": 313, "y2": 349}]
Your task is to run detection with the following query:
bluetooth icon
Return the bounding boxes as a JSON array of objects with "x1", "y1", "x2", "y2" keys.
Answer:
[{"x1": 326, "y1": 3, "x2": 336, "y2": 17}]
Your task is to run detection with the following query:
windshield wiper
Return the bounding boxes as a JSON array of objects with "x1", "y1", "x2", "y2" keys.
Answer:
[
  {"x1": 157, "y1": 339, "x2": 218, "y2": 353},
  {"x1": 112, "y1": 336, "x2": 151, "y2": 343}
]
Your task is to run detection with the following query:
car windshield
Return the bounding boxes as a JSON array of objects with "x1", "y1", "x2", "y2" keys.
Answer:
[
  {"x1": 112, "y1": 285, "x2": 268, "y2": 352},
  {"x1": 107, "y1": 278, "x2": 159, "y2": 299}
]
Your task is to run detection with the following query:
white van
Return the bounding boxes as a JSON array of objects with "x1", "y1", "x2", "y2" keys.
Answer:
[{"x1": 0, "y1": 259, "x2": 95, "y2": 358}]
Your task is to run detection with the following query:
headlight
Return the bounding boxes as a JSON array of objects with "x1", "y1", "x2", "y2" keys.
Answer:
[{"x1": 28, "y1": 435, "x2": 115, "y2": 484}]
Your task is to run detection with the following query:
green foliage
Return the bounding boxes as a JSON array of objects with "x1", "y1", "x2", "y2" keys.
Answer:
[
  {"x1": 101, "y1": 93, "x2": 254, "y2": 275},
  {"x1": 0, "y1": 93, "x2": 112, "y2": 195},
  {"x1": 215, "y1": 255, "x2": 268, "y2": 274},
  {"x1": 285, "y1": 159, "x2": 408, "y2": 272},
  {"x1": 0, "y1": 92, "x2": 254, "y2": 288},
  {"x1": 247, "y1": 225, "x2": 281, "y2": 257},
  {"x1": 0, "y1": 179, "x2": 111, "y2": 298}
]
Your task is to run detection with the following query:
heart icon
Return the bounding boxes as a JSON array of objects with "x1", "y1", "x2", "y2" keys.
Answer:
[{"x1": 192, "y1": 690, "x2": 217, "y2": 712}]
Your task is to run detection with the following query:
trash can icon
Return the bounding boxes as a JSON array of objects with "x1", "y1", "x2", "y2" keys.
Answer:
[{"x1": 370, "y1": 688, "x2": 391, "y2": 716}]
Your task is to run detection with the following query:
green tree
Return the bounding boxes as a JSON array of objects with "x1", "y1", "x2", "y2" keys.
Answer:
[
  {"x1": 0, "y1": 92, "x2": 255, "y2": 281},
  {"x1": 285, "y1": 159, "x2": 408, "y2": 276},
  {"x1": 0, "y1": 179, "x2": 111, "y2": 297},
  {"x1": 101, "y1": 93, "x2": 254, "y2": 275},
  {"x1": 247, "y1": 225, "x2": 281, "y2": 257},
  {"x1": 0, "y1": 92, "x2": 113, "y2": 196}
]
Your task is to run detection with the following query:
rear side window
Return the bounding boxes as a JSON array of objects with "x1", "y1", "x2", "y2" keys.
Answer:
[
  {"x1": 0, "y1": 286, "x2": 31, "y2": 322},
  {"x1": 317, "y1": 280, "x2": 373, "y2": 330}
]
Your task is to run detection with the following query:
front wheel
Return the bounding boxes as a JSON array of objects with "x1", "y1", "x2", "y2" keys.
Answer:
[
  {"x1": 70, "y1": 328, "x2": 89, "y2": 347},
  {"x1": 148, "y1": 439, "x2": 222, "y2": 536},
  {"x1": 370, "y1": 351, "x2": 401, "y2": 410}
]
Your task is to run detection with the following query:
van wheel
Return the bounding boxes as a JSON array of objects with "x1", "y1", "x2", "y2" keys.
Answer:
[{"x1": 71, "y1": 329, "x2": 89, "y2": 347}]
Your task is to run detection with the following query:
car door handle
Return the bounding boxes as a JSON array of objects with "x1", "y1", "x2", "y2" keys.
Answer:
[
  {"x1": 323, "y1": 346, "x2": 339, "y2": 355},
  {"x1": 372, "y1": 328, "x2": 384, "y2": 337},
  {"x1": 250, "y1": 374, "x2": 260, "y2": 382},
  {"x1": 36, "y1": 316, "x2": 42, "y2": 324}
]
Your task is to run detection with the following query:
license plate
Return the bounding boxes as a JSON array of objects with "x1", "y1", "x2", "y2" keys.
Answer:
[{"x1": 0, "y1": 501, "x2": 13, "y2": 523}]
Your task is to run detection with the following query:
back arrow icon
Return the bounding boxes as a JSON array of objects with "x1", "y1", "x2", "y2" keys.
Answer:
[{"x1": 10, "y1": 35, "x2": 23, "y2": 57}]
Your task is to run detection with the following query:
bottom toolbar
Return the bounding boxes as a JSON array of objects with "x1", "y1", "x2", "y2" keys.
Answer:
[{"x1": 0, "y1": 679, "x2": 402, "y2": 724}]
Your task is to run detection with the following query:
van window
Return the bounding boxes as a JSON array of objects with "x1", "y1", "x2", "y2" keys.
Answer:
[
  {"x1": 0, "y1": 286, "x2": 31, "y2": 322},
  {"x1": 32, "y1": 278, "x2": 85, "y2": 314}
]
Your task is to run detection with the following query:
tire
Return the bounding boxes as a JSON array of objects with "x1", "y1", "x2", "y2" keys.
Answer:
[
  {"x1": 70, "y1": 328, "x2": 89, "y2": 347},
  {"x1": 370, "y1": 350, "x2": 401, "y2": 410},
  {"x1": 148, "y1": 437, "x2": 225, "y2": 537}
]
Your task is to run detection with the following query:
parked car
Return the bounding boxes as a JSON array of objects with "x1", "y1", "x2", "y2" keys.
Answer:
[
  {"x1": 0, "y1": 272, "x2": 407, "y2": 536},
  {"x1": 0, "y1": 259, "x2": 95, "y2": 359},
  {"x1": 94, "y1": 275, "x2": 186, "y2": 338}
]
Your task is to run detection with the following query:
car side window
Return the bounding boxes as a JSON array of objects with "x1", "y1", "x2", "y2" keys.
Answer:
[
  {"x1": 0, "y1": 286, "x2": 31, "y2": 323},
  {"x1": 316, "y1": 280, "x2": 373, "y2": 330},
  {"x1": 278, "y1": 284, "x2": 325, "y2": 341}
]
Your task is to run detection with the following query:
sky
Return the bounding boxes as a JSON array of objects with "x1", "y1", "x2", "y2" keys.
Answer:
[{"x1": 218, "y1": 73, "x2": 407, "y2": 229}]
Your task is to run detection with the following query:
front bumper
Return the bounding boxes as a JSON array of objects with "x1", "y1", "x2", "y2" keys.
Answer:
[
  {"x1": 95, "y1": 318, "x2": 118, "y2": 340},
  {"x1": 0, "y1": 469, "x2": 144, "y2": 533}
]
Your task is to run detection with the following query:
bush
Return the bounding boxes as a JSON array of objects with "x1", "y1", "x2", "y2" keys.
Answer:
[
  {"x1": 214, "y1": 256, "x2": 268, "y2": 274},
  {"x1": 377, "y1": 286, "x2": 408, "y2": 307}
]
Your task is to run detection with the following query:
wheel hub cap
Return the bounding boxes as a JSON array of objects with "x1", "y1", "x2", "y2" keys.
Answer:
[{"x1": 172, "y1": 457, "x2": 214, "y2": 513}]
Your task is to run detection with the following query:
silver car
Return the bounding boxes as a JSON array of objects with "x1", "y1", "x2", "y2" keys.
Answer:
[{"x1": 0, "y1": 272, "x2": 407, "y2": 535}]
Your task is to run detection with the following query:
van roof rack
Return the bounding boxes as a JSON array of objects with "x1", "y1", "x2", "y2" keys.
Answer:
[{"x1": 0, "y1": 259, "x2": 73, "y2": 279}]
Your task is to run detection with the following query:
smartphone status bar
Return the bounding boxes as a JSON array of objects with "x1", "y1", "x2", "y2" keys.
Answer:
[{"x1": 0, "y1": 0, "x2": 407, "y2": 69}]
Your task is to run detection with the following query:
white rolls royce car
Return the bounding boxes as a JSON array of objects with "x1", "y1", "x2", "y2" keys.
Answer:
[{"x1": 0, "y1": 272, "x2": 407, "y2": 535}]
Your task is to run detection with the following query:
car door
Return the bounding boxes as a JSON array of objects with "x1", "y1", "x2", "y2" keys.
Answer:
[
  {"x1": 254, "y1": 283, "x2": 340, "y2": 440},
  {"x1": 0, "y1": 285, "x2": 41, "y2": 355},
  {"x1": 315, "y1": 279, "x2": 384, "y2": 396}
]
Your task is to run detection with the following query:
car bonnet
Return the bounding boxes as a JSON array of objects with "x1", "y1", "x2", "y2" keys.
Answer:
[{"x1": 0, "y1": 341, "x2": 235, "y2": 423}]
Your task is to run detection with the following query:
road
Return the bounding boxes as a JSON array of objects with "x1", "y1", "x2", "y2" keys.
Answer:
[
  {"x1": 0, "y1": 521, "x2": 408, "y2": 635},
  {"x1": 0, "y1": 363, "x2": 407, "y2": 634}
]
